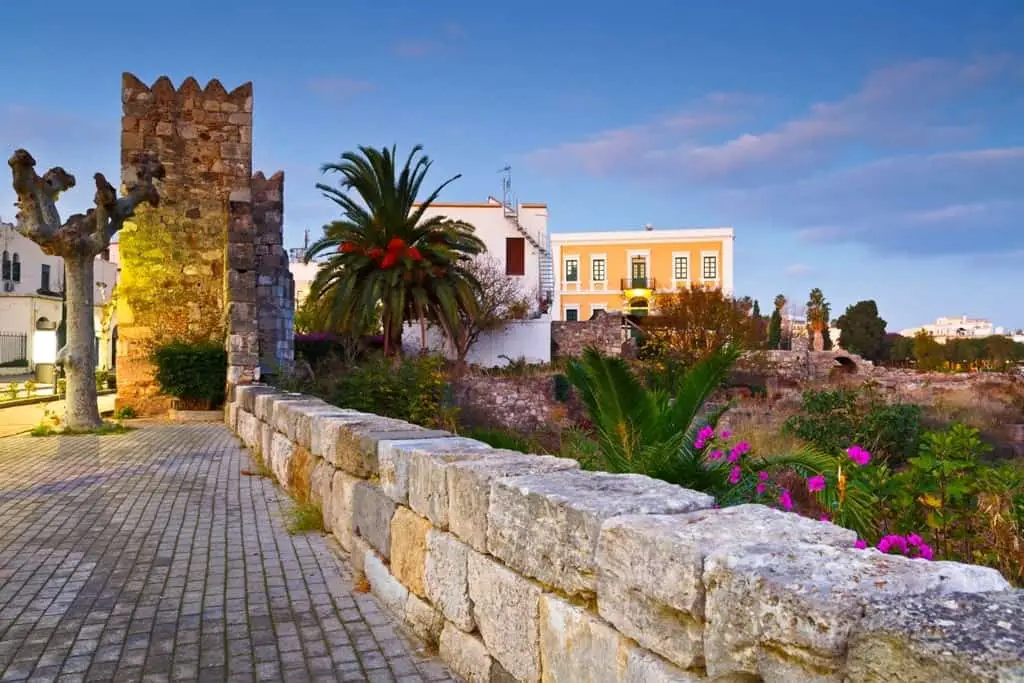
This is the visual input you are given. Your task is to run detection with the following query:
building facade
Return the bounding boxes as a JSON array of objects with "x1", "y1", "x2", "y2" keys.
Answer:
[
  {"x1": 0, "y1": 221, "x2": 119, "y2": 378},
  {"x1": 550, "y1": 227, "x2": 735, "y2": 321},
  {"x1": 412, "y1": 197, "x2": 553, "y2": 314},
  {"x1": 900, "y1": 316, "x2": 1004, "y2": 343}
]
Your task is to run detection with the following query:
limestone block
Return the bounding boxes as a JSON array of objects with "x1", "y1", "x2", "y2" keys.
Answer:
[
  {"x1": 390, "y1": 507, "x2": 432, "y2": 598},
  {"x1": 845, "y1": 591, "x2": 1024, "y2": 683},
  {"x1": 308, "y1": 458, "x2": 332, "y2": 510},
  {"x1": 272, "y1": 397, "x2": 331, "y2": 440},
  {"x1": 596, "y1": 505, "x2": 856, "y2": 670},
  {"x1": 407, "y1": 446, "x2": 506, "y2": 529},
  {"x1": 487, "y1": 470, "x2": 715, "y2": 597},
  {"x1": 254, "y1": 390, "x2": 302, "y2": 421},
  {"x1": 311, "y1": 412, "x2": 442, "y2": 478},
  {"x1": 260, "y1": 422, "x2": 274, "y2": 464},
  {"x1": 702, "y1": 542, "x2": 1011, "y2": 682},
  {"x1": 468, "y1": 550, "x2": 542, "y2": 683},
  {"x1": 439, "y1": 623, "x2": 499, "y2": 683},
  {"x1": 364, "y1": 550, "x2": 408, "y2": 619},
  {"x1": 539, "y1": 594, "x2": 622, "y2": 683},
  {"x1": 235, "y1": 383, "x2": 277, "y2": 412},
  {"x1": 225, "y1": 402, "x2": 239, "y2": 431},
  {"x1": 295, "y1": 406, "x2": 353, "y2": 450},
  {"x1": 378, "y1": 436, "x2": 487, "y2": 505},
  {"x1": 447, "y1": 451, "x2": 580, "y2": 552},
  {"x1": 621, "y1": 649, "x2": 704, "y2": 683},
  {"x1": 269, "y1": 431, "x2": 295, "y2": 484},
  {"x1": 353, "y1": 482, "x2": 397, "y2": 558},
  {"x1": 328, "y1": 470, "x2": 360, "y2": 551},
  {"x1": 349, "y1": 535, "x2": 373, "y2": 581},
  {"x1": 424, "y1": 530, "x2": 474, "y2": 632},
  {"x1": 404, "y1": 593, "x2": 445, "y2": 646},
  {"x1": 237, "y1": 410, "x2": 260, "y2": 451}
]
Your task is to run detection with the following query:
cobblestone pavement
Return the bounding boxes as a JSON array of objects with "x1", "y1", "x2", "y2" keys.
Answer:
[{"x1": 0, "y1": 423, "x2": 456, "y2": 683}]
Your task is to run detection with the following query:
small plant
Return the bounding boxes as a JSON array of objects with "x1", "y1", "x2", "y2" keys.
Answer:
[
  {"x1": 286, "y1": 502, "x2": 324, "y2": 534},
  {"x1": 5, "y1": 382, "x2": 20, "y2": 401},
  {"x1": 460, "y1": 426, "x2": 547, "y2": 453},
  {"x1": 30, "y1": 421, "x2": 133, "y2": 437},
  {"x1": 113, "y1": 406, "x2": 137, "y2": 420},
  {"x1": 95, "y1": 369, "x2": 110, "y2": 391},
  {"x1": 56, "y1": 378, "x2": 66, "y2": 398},
  {"x1": 23, "y1": 380, "x2": 36, "y2": 397},
  {"x1": 152, "y1": 341, "x2": 228, "y2": 409}
]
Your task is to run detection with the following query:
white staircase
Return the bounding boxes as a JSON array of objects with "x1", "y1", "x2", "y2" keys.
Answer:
[{"x1": 503, "y1": 203, "x2": 554, "y2": 312}]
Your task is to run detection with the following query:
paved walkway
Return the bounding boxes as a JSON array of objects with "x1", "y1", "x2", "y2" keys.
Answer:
[{"x1": 0, "y1": 423, "x2": 456, "y2": 682}]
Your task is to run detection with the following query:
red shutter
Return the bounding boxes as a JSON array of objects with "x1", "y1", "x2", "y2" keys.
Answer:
[{"x1": 506, "y1": 238, "x2": 525, "y2": 276}]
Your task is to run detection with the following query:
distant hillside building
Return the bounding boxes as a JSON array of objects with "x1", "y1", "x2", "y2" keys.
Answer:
[{"x1": 900, "y1": 316, "x2": 1004, "y2": 344}]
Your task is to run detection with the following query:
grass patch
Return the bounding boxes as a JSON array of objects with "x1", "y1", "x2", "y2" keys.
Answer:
[
  {"x1": 241, "y1": 450, "x2": 274, "y2": 478},
  {"x1": 460, "y1": 426, "x2": 548, "y2": 453},
  {"x1": 30, "y1": 421, "x2": 134, "y2": 437},
  {"x1": 286, "y1": 502, "x2": 324, "y2": 534}
]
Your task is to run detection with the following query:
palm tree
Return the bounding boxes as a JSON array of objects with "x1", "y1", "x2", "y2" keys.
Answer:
[
  {"x1": 773, "y1": 294, "x2": 787, "y2": 312},
  {"x1": 305, "y1": 145, "x2": 486, "y2": 356},
  {"x1": 806, "y1": 288, "x2": 830, "y2": 352}
]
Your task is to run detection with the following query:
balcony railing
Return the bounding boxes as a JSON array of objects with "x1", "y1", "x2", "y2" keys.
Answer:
[{"x1": 621, "y1": 276, "x2": 656, "y2": 290}]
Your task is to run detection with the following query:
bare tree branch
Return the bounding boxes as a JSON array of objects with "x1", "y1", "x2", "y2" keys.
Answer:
[{"x1": 8, "y1": 148, "x2": 76, "y2": 248}]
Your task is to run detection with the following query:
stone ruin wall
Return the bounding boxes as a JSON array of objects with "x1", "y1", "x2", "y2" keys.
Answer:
[
  {"x1": 117, "y1": 73, "x2": 293, "y2": 414},
  {"x1": 226, "y1": 384, "x2": 1024, "y2": 682},
  {"x1": 551, "y1": 312, "x2": 626, "y2": 358}
]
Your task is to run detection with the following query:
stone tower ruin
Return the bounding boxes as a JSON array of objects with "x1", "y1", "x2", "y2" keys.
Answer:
[{"x1": 117, "y1": 73, "x2": 293, "y2": 414}]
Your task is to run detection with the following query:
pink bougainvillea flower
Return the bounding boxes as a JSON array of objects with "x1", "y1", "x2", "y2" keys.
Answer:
[
  {"x1": 906, "y1": 533, "x2": 924, "y2": 546},
  {"x1": 755, "y1": 483, "x2": 767, "y2": 494},
  {"x1": 846, "y1": 445, "x2": 871, "y2": 466},
  {"x1": 806, "y1": 474, "x2": 826, "y2": 493},
  {"x1": 729, "y1": 466, "x2": 742, "y2": 485},
  {"x1": 854, "y1": 539, "x2": 868, "y2": 549},
  {"x1": 698, "y1": 425, "x2": 715, "y2": 440},
  {"x1": 779, "y1": 489, "x2": 793, "y2": 511},
  {"x1": 916, "y1": 543, "x2": 935, "y2": 561},
  {"x1": 819, "y1": 515, "x2": 830, "y2": 522},
  {"x1": 708, "y1": 449, "x2": 724, "y2": 460},
  {"x1": 720, "y1": 430, "x2": 732, "y2": 439},
  {"x1": 727, "y1": 450, "x2": 740, "y2": 463},
  {"x1": 733, "y1": 441, "x2": 751, "y2": 456},
  {"x1": 757, "y1": 470, "x2": 769, "y2": 481}
]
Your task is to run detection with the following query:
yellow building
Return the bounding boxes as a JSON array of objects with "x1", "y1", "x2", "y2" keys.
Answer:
[{"x1": 550, "y1": 227, "x2": 735, "y2": 320}]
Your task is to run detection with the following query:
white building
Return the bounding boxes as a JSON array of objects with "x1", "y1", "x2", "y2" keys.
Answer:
[
  {"x1": 413, "y1": 196, "x2": 553, "y2": 314},
  {"x1": 0, "y1": 221, "x2": 119, "y2": 379},
  {"x1": 900, "y1": 316, "x2": 1004, "y2": 343}
]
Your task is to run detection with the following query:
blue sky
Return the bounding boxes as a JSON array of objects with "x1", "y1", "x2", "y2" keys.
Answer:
[{"x1": 1, "y1": 0, "x2": 1022, "y2": 330}]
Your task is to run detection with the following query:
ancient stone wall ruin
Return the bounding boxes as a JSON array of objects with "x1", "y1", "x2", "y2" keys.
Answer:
[
  {"x1": 117, "y1": 73, "x2": 293, "y2": 413},
  {"x1": 227, "y1": 384, "x2": 1024, "y2": 682},
  {"x1": 551, "y1": 313, "x2": 625, "y2": 358}
]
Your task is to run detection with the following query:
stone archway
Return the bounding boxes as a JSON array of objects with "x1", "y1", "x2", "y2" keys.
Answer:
[
  {"x1": 833, "y1": 355, "x2": 858, "y2": 374},
  {"x1": 626, "y1": 297, "x2": 649, "y2": 317}
]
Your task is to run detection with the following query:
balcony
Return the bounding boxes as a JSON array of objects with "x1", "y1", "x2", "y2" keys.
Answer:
[{"x1": 621, "y1": 276, "x2": 656, "y2": 290}]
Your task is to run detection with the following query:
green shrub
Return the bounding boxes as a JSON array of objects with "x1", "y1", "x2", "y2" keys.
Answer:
[
  {"x1": 0, "y1": 358, "x2": 28, "y2": 368},
  {"x1": 114, "y1": 406, "x2": 137, "y2": 420},
  {"x1": 5, "y1": 382, "x2": 20, "y2": 401},
  {"x1": 95, "y1": 369, "x2": 110, "y2": 391},
  {"x1": 327, "y1": 354, "x2": 454, "y2": 429},
  {"x1": 152, "y1": 341, "x2": 228, "y2": 409},
  {"x1": 23, "y1": 380, "x2": 36, "y2": 397},
  {"x1": 782, "y1": 388, "x2": 922, "y2": 465}
]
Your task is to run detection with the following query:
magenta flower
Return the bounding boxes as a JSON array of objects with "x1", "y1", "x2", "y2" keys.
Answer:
[
  {"x1": 757, "y1": 470, "x2": 769, "y2": 481},
  {"x1": 728, "y1": 466, "x2": 742, "y2": 485},
  {"x1": 755, "y1": 482, "x2": 767, "y2": 494},
  {"x1": 708, "y1": 449, "x2": 723, "y2": 460},
  {"x1": 779, "y1": 489, "x2": 793, "y2": 511},
  {"x1": 720, "y1": 430, "x2": 732, "y2": 439},
  {"x1": 733, "y1": 441, "x2": 751, "y2": 456},
  {"x1": 819, "y1": 515, "x2": 830, "y2": 522},
  {"x1": 916, "y1": 543, "x2": 934, "y2": 561},
  {"x1": 727, "y1": 450, "x2": 740, "y2": 463},
  {"x1": 846, "y1": 445, "x2": 871, "y2": 466},
  {"x1": 854, "y1": 539, "x2": 868, "y2": 549},
  {"x1": 806, "y1": 474, "x2": 826, "y2": 493},
  {"x1": 698, "y1": 425, "x2": 715, "y2": 440}
]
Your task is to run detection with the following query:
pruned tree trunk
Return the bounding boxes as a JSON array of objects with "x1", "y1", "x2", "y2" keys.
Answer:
[
  {"x1": 63, "y1": 253, "x2": 101, "y2": 427},
  {"x1": 7, "y1": 149, "x2": 164, "y2": 430}
]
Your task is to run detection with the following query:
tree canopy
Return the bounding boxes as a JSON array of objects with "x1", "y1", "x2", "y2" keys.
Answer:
[{"x1": 836, "y1": 300, "x2": 888, "y2": 361}]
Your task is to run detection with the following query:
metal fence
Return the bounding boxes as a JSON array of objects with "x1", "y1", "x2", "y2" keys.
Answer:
[{"x1": 0, "y1": 332, "x2": 27, "y2": 366}]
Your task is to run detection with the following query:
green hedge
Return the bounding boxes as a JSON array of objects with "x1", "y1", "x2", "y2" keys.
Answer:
[{"x1": 152, "y1": 341, "x2": 227, "y2": 409}]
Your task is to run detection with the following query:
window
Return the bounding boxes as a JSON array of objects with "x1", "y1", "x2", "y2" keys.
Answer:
[
  {"x1": 702, "y1": 255, "x2": 718, "y2": 280},
  {"x1": 591, "y1": 258, "x2": 606, "y2": 283},
  {"x1": 631, "y1": 257, "x2": 647, "y2": 280},
  {"x1": 564, "y1": 307, "x2": 579, "y2": 322},
  {"x1": 564, "y1": 258, "x2": 579, "y2": 283},
  {"x1": 41, "y1": 264, "x2": 51, "y2": 292},
  {"x1": 1, "y1": 251, "x2": 9, "y2": 281},
  {"x1": 673, "y1": 256, "x2": 688, "y2": 281},
  {"x1": 11, "y1": 254, "x2": 19, "y2": 282},
  {"x1": 506, "y1": 238, "x2": 525, "y2": 276}
]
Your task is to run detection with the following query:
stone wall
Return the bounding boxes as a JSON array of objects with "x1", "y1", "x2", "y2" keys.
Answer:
[
  {"x1": 450, "y1": 371, "x2": 577, "y2": 433},
  {"x1": 226, "y1": 384, "x2": 1024, "y2": 683},
  {"x1": 117, "y1": 73, "x2": 293, "y2": 413},
  {"x1": 551, "y1": 312, "x2": 625, "y2": 358}
]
